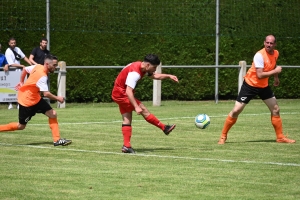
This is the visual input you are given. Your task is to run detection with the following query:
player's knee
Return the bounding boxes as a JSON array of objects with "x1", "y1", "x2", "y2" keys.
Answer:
[
  {"x1": 46, "y1": 109, "x2": 57, "y2": 118},
  {"x1": 18, "y1": 124, "x2": 26, "y2": 130},
  {"x1": 273, "y1": 105, "x2": 280, "y2": 115}
]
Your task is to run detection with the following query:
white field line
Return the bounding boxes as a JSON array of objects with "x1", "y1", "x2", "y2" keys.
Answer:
[
  {"x1": 0, "y1": 143, "x2": 299, "y2": 167},
  {"x1": 28, "y1": 112, "x2": 300, "y2": 126}
]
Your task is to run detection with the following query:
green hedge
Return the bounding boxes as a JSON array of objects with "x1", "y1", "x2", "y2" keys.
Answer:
[{"x1": 2, "y1": 0, "x2": 300, "y2": 102}]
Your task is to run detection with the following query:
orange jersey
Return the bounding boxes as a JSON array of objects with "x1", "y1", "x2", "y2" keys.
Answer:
[
  {"x1": 18, "y1": 65, "x2": 48, "y2": 106},
  {"x1": 244, "y1": 48, "x2": 279, "y2": 88}
]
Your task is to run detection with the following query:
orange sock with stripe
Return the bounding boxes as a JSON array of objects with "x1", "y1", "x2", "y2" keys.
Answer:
[
  {"x1": 0, "y1": 122, "x2": 19, "y2": 131},
  {"x1": 221, "y1": 115, "x2": 237, "y2": 138},
  {"x1": 145, "y1": 114, "x2": 165, "y2": 130},
  {"x1": 271, "y1": 115, "x2": 284, "y2": 139},
  {"x1": 122, "y1": 124, "x2": 132, "y2": 147},
  {"x1": 49, "y1": 118, "x2": 61, "y2": 142}
]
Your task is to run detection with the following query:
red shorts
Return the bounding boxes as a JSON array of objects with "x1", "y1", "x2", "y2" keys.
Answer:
[{"x1": 112, "y1": 96, "x2": 141, "y2": 114}]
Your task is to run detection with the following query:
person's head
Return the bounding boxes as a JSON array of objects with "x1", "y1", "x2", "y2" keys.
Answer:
[
  {"x1": 0, "y1": 43, "x2": 2, "y2": 52},
  {"x1": 40, "y1": 37, "x2": 48, "y2": 50},
  {"x1": 8, "y1": 37, "x2": 16, "y2": 49},
  {"x1": 264, "y1": 35, "x2": 276, "y2": 54},
  {"x1": 143, "y1": 54, "x2": 161, "y2": 74},
  {"x1": 44, "y1": 54, "x2": 58, "y2": 73}
]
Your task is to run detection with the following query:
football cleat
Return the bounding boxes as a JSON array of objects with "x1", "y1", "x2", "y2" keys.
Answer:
[
  {"x1": 121, "y1": 145, "x2": 136, "y2": 154},
  {"x1": 53, "y1": 138, "x2": 72, "y2": 146},
  {"x1": 163, "y1": 124, "x2": 176, "y2": 135}
]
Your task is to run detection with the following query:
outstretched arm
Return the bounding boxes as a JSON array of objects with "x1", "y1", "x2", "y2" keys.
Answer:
[
  {"x1": 43, "y1": 91, "x2": 65, "y2": 103},
  {"x1": 151, "y1": 73, "x2": 179, "y2": 82},
  {"x1": 23, "y1": 56, "x2": 32, "y2": 66}
]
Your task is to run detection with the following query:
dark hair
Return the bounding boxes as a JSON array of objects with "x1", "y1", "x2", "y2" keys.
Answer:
[
  {"x1": 144, "y1": 54, "x2": 160, "y2": 66},
  {"x1": 40, "y1": 37, "x2": 48, "y2": 42},
  {"x1": 8, "y1": 37, "x2": 16, "y2": 42},
  {"x1": 44, "y1": 54, "x2": 58, "y2": 61}
]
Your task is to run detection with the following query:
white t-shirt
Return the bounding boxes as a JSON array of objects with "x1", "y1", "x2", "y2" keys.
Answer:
[
  {"x1": 5, "y1": 47, "x2": 25, "y2": 65},
  {"x1": 253, "y1": 53, "x2": 264, "y2": 68}
]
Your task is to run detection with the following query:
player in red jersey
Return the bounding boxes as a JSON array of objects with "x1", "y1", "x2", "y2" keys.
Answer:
[{"x1": 112, "y1": 54, "x2": 179, "y2": 153}]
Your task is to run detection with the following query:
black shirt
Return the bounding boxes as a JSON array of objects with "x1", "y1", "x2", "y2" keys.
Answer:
[{"x1": 31, "y1": 47, "x2": 50, "y2": 64}]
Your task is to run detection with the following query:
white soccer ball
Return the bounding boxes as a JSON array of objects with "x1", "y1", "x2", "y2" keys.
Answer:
[{"x1": 195, "y1": 114, "x2": 210, "y2": 129}]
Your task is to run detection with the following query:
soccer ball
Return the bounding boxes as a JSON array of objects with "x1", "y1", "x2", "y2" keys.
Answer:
[{"x1": 195, "y1": 114, "x2": 210, "y2": 129}]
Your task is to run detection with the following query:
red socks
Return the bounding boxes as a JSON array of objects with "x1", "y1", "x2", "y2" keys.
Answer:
[
  {"x1": 145, "y1": 114, "x2": 165, "y2": 130},
  {"x1": 122, "y1": 125, "x2": 132, "y2": 147}
]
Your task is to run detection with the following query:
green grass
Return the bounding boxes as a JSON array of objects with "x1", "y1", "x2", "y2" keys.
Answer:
[{"x1": 0, "y1": 99, "x2": 300, "y2": 200}]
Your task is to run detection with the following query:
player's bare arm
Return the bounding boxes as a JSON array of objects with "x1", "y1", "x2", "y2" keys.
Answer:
[
  {"x1": 15, "y1": 68, "x2": 29, "y2": 90},
  {"x1": 273, "y1": 73, "x2": 280, "y2": 86},
  {"x1": 151, "y1": 73, "x2": 179, "y2": 82},
  {"x1": 43, "y1": 91, "x2": 65, "y2": 103},
  {"x1": 256, "y1": 66, "x2": 282, "y2": 79},
  {"x1": 126, "y1": 86, "x2": 142, "y2": 114}
]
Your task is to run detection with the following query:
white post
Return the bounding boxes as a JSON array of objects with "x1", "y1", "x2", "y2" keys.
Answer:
[
  {"x1": 57, "y1": 61, "x2": 66, "y2": 108},
  {"x1": 153, "y1": 63, "x2": 162, "y2": 106},
  {"x1": 238, "y1": 61, "x2": 247, "y2": 93}
]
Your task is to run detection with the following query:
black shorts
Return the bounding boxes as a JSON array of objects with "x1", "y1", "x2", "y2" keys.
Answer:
[
  {"x1": 18, "y1": 98, "x2": 52, "y2": 125},
  {"x1": 236, "y1": 81, "x2": 275, "y2": 104}
]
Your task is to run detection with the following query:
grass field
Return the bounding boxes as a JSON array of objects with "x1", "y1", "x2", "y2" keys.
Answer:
[{"x1": 0, "y1": 99, "x2": 300, "y2": 200}]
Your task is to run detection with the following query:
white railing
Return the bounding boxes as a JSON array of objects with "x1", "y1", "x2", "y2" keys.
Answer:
[
  {"x1": 56, "y1": 61, "x2": 249, "y2": 108},
  {"x1": 57, "y1": 62, "x2": 300, "y2": 108}
]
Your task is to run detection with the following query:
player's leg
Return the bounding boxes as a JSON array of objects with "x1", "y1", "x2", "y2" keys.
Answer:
[
  {"x1": 139, "y1": 103, "x2": 176, "y2": 135},
  {"x1": 0, "y1": 104, "x2": 28, "y2": 131},
  {"x1": 121, "y1": 111, "x2": 135, "y2": 153},
  {"x1": 37, "y1": 99, "x2": 71, "y2": 146},
  {"x1": 263, "y1": 97, "x2": 295, "y2": 143},
  {"x1": 218, "y1": 81, "x2": 253, "y2": 144},
  {"x1": 218, "y1": 101, "x2": 247, "y2": 144},
  {"x1": 0, "y1": 122, "x2": 22, "y2": 131}
]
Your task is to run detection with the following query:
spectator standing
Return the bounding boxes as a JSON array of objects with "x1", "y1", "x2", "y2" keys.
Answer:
[
  {"x1": 29, "y1": 37, "x2": 50, "y2": 65},
  {"x1": 5, "y1": 37, "x2": 32, "y2": 109}
]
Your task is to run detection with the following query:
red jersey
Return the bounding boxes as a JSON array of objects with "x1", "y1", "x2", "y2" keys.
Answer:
[{"x1": 112, "y1": 61, "x2": 145, "y2": 99}]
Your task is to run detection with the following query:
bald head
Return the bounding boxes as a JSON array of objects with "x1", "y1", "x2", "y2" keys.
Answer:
[{"x1": 264, "y1": 35, "x2": 276, "y2": 54}]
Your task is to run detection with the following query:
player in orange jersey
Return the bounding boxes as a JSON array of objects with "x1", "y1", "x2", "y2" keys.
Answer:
[
  {"x1": 218, "y1": 35, "x2": 295, "y2": 144},
  {"x1": 0, "y1": 54, "x2": 72, "y2": 146},
  {"x1": 112, "y1": 54, "x2": 179, "y2": 153}
]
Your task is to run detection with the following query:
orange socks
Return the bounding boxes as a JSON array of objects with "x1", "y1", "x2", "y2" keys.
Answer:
[
  {"x1": 49, "y1": 118, "x2": 61, "y2": 142},
  {"x1": 271, "y1": 115, "x2": 284, "y2": 139},
  {"x1": 0, "y1": 122, "x2": 19, "y2": 131},
  {"x1": 145, "y1": 114, "x2": 165, "y2": 130},
  {"x1": 122, "y1": 125, "x2": 132, "y2": 147},
  {"x1": 221, "y1": 115, "x2": 238, "y2": 138}
]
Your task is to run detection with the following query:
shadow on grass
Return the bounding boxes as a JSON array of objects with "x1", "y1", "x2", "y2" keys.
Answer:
[
  {"x1": 26, "y1": 142, "x2": 53, "y2": 145},
  {"x1": 135, "y1": 147, "x2": 175, "y2": 153},
  {"x1": 245, "y1": 140, "x2": 275, "y2": 143}
]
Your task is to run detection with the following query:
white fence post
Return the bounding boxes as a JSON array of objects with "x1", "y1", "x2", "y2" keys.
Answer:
[
  {"x1": 238, "y1": 61, "x2": 247, "y2": 93},
  {"x1": 57, "y1": 61, "x2": 66, "y2": 108},
  {"x1": 153, "y1": 63, "x2": 162, "y2": 106}
]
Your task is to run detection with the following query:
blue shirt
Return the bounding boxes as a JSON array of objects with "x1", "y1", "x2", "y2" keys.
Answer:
[{"x1": 0, "y1": 53, "x2": 8, "y2": 67}]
